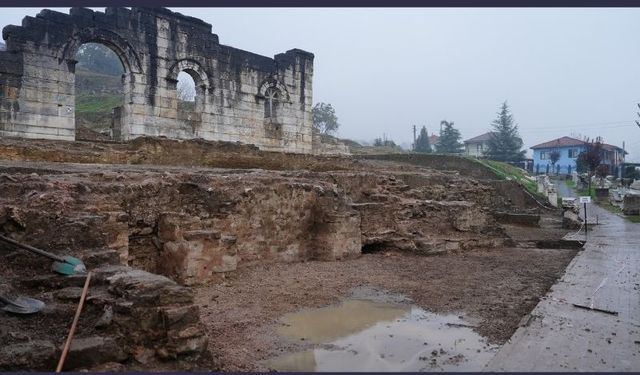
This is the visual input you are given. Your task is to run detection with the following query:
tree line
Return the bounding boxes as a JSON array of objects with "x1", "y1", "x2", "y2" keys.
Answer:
[
  {"x1": 312, "y1": 100, "x2": 528, "y2": 162},
  {"x1": 412, "y1": 101, "x2": 525, "y2": 161}
]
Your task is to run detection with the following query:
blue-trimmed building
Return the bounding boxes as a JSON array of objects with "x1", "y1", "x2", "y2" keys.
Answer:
[{"x1": 531, "y1": 136, "x2": 626, "y2": 175}]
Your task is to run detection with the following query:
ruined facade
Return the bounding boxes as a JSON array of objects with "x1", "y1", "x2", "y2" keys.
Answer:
[{"x1": 0, "y1": 7, "x2": 315, "y2": 153}]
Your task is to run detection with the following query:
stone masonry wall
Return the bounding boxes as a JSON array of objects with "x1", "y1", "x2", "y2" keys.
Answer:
[{"x1": 0, "y1": 7, "x2": 314, "y2": 153}]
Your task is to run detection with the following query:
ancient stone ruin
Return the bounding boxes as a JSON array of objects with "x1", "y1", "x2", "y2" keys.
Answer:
[
  {"x1": 0, "y1": 7, "x2": 317, "y2": 153},
  {"x1": 0, "y1": 8, "x2": 583, "y2": 373}
]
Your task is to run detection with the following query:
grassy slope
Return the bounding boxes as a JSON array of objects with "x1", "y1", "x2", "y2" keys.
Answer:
[
  {"x1": 74, "y1": 68, "x2": 123, "y2": 131},
  {"x1": 75, "y1": 94, "x2": 123, "y2": 113},
  {"x1": 475, "y1": 159, "x2": 544, "y2": 200}
]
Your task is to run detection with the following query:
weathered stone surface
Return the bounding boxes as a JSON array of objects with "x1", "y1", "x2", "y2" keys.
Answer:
[
  {"x1": 95, "y1": 305, "x2": 114, "y2": 329},
  {"x1": 0, "y1": 156, "x2": 526, "y2": 284},
  {"x1": 54, "y1": 286, "x2": 84, "y2": 300},
  {"x1": 562, "y1": 209, "x2": 582, "y2": 229},
  {"x1": 339, "y1": 171, "x2": 506, "y2": 254},
  {"x1": 0, "y1": 7, "x2": 333, "y2": 155},
  {"x1": 61, "y1": 336, "x2": 127, "y2": 370},
  {"x1": 0, "y1": 149, "x2": 550, "y2": 371},
  {"x1": 622, "y1": 193, "x2": 640, "y2": 215},
  {"x1": 105, "y1": 267, "x2": 193, "y2": 305},
  {"x1": 156, "y1": 178, "x2": 362, "y2": 285},
  {"x1": 0, "y1": 340, "x2": 57, "y2": 370},
  {"x1": 90, "y1": 266, "x2": 208, "y2": 364}
]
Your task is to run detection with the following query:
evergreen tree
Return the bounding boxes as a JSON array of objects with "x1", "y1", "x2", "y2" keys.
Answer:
[
  {"x1": 485, "y1": 101, "x2": 526, "y2": 162},
  {"x1": 438, "y1": 120, "x2": 463, "y2": 154},
  {"x1": 414, "y1": 126, "x2": 431, "y2": 153}
]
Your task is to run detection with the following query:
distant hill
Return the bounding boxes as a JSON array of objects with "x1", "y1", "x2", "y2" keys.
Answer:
[{"x1": 74, "y1": 44, "x2": 124, "y2": 137}]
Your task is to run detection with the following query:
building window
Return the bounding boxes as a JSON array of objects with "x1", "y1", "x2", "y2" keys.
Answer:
[
  {"x1": 540, "y1": 151, "x2": 548, "y2": 160},
  {"x1": 477, "y1": 144, "x2": 482, "y2": 152},
  {"x1": 568, "y1": 148, "x2": 579, "y2": 158},
  {"x1": 264, "y1": 87, "x2": 279, "y2": 118}
]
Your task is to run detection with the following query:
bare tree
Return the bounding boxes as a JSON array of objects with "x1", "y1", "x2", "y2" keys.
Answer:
[
  {"x1": 576, "y1": 137, "x2": 603, "y2": 193},
  {"x1": 549, "y1": 150, "x2": 560, "y2": 175},
  {"x1": 177, "y1": 78, "x2": 196, "y2": 102}
]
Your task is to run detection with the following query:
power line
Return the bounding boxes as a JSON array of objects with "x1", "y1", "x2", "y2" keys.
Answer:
[
  {"x1": 530, "y1": 120, "x2": 634, "y2": 130},
  {"x1": 519, "y1": 123, "x2": 635, "y2": 134}
]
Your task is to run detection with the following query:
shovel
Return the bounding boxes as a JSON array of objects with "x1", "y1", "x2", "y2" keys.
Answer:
[
  {"x1": 0, "y1": 294, "x2": 45, "y2": 315},
  {"x1": 0, "y1": 235, "x2": 86, "y2": 276}
]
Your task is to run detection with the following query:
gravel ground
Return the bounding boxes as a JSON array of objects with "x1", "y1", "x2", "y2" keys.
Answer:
[{"x1": 196, "y1": 246, "x2": 577, "y2": 371}]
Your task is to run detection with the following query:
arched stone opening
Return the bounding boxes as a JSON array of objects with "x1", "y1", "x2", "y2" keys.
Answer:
[
  {"x1": 166, "y1": 59, "x2": 211, "y2": 135},
  {"x1": 73, "y1": 42, "x2": 126, "y2": 141},
  {"x1": 0, "y1": 7, "x2": 315, "y2": 153},
  {"x1": 61, "y1": 28, "x2": 142, "y2": 142}
]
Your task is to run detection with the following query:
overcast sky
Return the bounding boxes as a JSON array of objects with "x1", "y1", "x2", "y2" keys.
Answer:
[{"x1": 2, "y1": 8, "x2": 640, "y2": 160}]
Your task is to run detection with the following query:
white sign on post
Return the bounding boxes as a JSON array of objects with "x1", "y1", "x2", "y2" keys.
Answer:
[{"x1": 579, "y1": 196, "x2": 591, "y2": 204}]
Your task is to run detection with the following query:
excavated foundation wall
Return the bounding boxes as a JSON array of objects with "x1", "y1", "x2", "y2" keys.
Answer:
[
  {"x1": 0, "y1": 138, "x2": 545, "y2": 371},
  {"x1": 0, "y1": 170, "x2": 362, "y2": 286},
  {"x1": 0, "y1": 167, "x2": 362, "y2": 370}
]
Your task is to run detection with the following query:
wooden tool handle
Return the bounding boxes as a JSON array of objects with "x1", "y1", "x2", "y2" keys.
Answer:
[
  {"x1": 0, "y1": 234, "x2": 65, "y2": 262},
  {"x1": 56, "y1": 271, "x2": 92, "y2": 372}
]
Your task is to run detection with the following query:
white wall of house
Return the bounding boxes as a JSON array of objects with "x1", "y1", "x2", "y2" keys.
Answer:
[{"x1": 465, "y1": 141, "x2": 487, "y2": 157}]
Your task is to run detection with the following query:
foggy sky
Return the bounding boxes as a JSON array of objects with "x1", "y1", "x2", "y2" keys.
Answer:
[{"x1": 2, "y1": 8, "x2": 640, "y2": 160}]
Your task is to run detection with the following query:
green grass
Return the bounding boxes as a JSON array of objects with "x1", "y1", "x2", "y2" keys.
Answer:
[
  {"x1": 476, "y1": 159, "x2": 544, "y2": 200},
  {"x1": 75, "y1": 94, "x2": 123, "y2": 113}
]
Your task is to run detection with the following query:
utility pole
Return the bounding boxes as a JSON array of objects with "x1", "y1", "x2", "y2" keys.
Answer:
[
  {"x1": 622, "y1": 141, "x2": 625, "y2": 179},
  {"x1": 412, "y1": 125, "x2": 417, "y2": 151}
]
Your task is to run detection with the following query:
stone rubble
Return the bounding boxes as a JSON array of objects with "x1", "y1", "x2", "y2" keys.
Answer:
[{"x1": 0, "y1": 138, "x2": 553, "y2": 371}]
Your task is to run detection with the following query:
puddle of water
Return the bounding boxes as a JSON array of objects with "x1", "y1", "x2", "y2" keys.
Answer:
[
  {"x1": 267, "y1": 299, "x2": 500, "y2": 372},
  {"x1": 277, "y1": 299, "x2": 410, "y2": 344}
]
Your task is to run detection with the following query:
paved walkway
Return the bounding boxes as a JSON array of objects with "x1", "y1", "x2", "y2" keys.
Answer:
[
  {"x1": 485, "y1": 180, "x2": 640, "y2": 371},
  {"x1": 554, "y1": 177, "x2": 577, "y2": 199}
]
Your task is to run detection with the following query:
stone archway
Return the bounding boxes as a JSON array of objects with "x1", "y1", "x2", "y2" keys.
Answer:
[
  {"x1": 61, "y1": 29, "x2": 143, "y2": 141},
  {"x1": 0, "y1": 7, "x2": 315, "y2": 154},
  {"x1": 166, "y1": 59, "x2": 212, "y2": 112}
]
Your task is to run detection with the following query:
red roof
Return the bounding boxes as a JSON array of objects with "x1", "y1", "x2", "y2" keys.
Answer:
[
  {"x1": 429, "y1": 134, "x2": 440, "y2": 144},
  {"x1": 530, "y1": 136, "x2": 586, "y2": 149},
  {"x1": 530, "y1": 136, "x2": 626, "y2": 153},
  {"x1": 464, "y1": 132, "x2": 495, "y2": 144}
]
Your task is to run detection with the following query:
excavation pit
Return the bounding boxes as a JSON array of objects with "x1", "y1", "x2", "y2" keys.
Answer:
[{"x1": 0, "y1": 138, "x2": 579, "y2": 371}]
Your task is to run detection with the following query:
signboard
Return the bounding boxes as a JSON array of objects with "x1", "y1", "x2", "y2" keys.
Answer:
[{"x1": 579, "y1": 196, "x2": 591, "y2": 204}]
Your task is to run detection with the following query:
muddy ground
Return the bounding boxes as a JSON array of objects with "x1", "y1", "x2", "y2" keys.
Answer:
[
  {"x1": 198, "y1": 245, "x2": 577, "y2": 371},
  {"x1": 0, "y1": 137, "x2": 577, "y2": 371}
]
